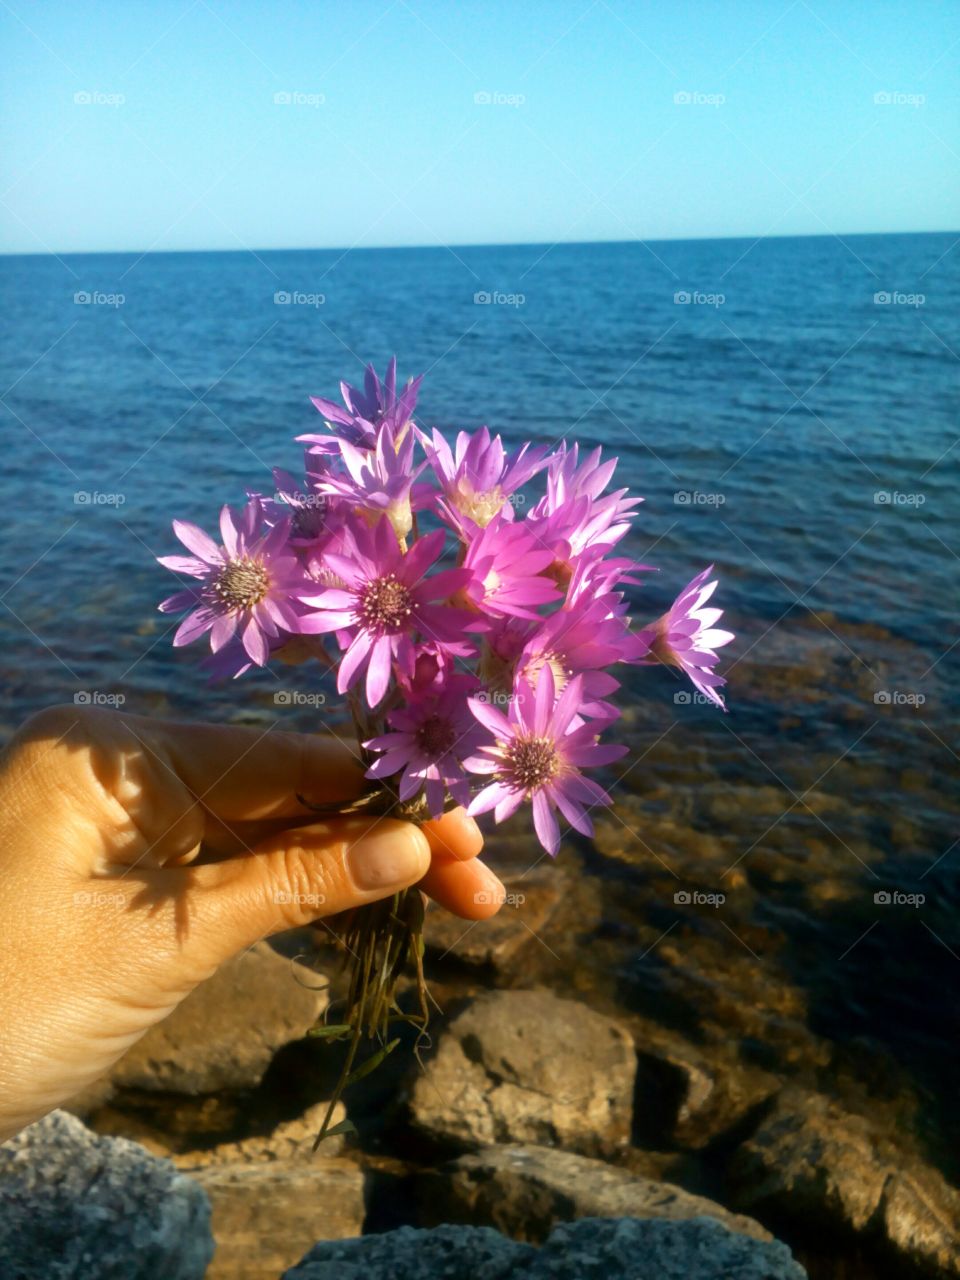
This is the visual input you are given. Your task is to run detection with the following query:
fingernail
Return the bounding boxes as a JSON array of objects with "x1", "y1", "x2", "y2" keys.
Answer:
[{"x1": 346, "y1": 824, "x2": 430, "y2": 891}]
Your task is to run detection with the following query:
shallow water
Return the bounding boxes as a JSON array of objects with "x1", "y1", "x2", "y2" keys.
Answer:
[{"x1": 0, "y1": 233, "x2": 957, "y2": 1173}]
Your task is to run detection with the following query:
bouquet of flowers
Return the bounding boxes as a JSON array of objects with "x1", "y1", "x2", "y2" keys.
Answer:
[{"x1": 157, "y1": 357, "x2": 733, "y2": 1140}]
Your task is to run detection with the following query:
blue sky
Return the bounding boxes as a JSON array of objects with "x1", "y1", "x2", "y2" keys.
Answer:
[{"x1": 1, "y1": 0, "x2": 957, "y2": 253}]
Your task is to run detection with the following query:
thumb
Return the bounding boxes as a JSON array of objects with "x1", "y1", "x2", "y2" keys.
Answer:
[{"x1": 185, "y1": 814, "x2": 432, "y2": 963}]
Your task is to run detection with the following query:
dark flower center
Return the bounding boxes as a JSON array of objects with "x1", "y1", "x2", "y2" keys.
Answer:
[
  {"x1": 212, "y1": 559, "x2": 270, "y2": 610},
  {"x1": 503, "y1": 735, "x2": 560, "y2": 791},
  {"x1": 416, "y1": 714, "x2": 456, "y2": 757},
  {"x1": 359, "y1": 573, "x2": 413, "y2": 633}
]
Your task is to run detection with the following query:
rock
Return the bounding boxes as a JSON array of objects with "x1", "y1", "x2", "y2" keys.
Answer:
[
  {"x1": 0, "y1": 1109, "x2": 213, "y2": 1280},
  {"x1": 285, "y1": 1223, "x2": 534, "y2": 1279},
  {"x1": 732, "y1": 1089, "x2": 960, "y2": 1276},
  {"x1": 424, "y1": 866, "x2": 562, "y2": 970},
  {"x1": 194, "y1": 1157, "x2": 366, "y2": 1280},
  {"x1": 111, "y1": 942, "x2": 328, "y2": 1093},
  {"x1": 409, "y1": 989, "x2": 636, "y2": 1157},
  {"x1": 535, "y1": 1217, "x2": 807, "y2": 1279},
  {"x1": 283, "y1": 1217, "x2": 807, "y2": 1279},
  {"x1": 880, "y1": 1167, "x2": 960, "y2": 1277},
  {"x1": 174, "y1": 1100, "x2": 348, "y2": 1168},
  {"x1": 633, "y1": 1044, "x2": 777, "y2": 1149},
  {"x1": 419, "y1": 1143, "x2": 771, "y2": 1243}
]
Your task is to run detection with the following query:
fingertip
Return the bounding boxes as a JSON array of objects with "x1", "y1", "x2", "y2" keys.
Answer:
[{"x1": 423, "y1": 807, "x2": 485, "y2": 863}]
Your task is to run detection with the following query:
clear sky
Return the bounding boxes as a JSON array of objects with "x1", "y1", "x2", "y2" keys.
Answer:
[{"x1": 1, "y1": 0, "x2": 957, "y2": 254}]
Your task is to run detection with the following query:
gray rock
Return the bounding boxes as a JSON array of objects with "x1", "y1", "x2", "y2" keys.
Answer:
[
  {"x1": 419, "y1": 1143, "x2": 771, "y2": 1243},
  {"x1": 110, "y1": 941, "x2": 328, "y2": 1093},
  {"x1": 283, "y1": 1217, "x2": 807, "y2": 1279},
  {"x1": 284, "y1": 1223, "x2": 533, "y2": 1279},
  {"x1": 732, "y1": 1088, "x2": 960, "y2": 1276},
  {"x1": 409, "y1": 989, "x2": 636, "y2": 1157},
  {"x1": 195, "y1": 1157, "x2": 366, "y2": 1280},
  {"x1": 634, "y1": 1045, "x2": 777, "y2": 1149},
  {"x1": 0, "y1": 1109, "x2": 213, "y2": 1280},
  {"x1": 535, "y1": 1217, "x2": 807, "y2": 1279}
]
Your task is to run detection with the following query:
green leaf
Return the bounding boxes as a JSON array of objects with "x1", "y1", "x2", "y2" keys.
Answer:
[
  {"x1": 344, "y1": 1037, "x2": 400, "y2": 1086},
  {"x1": 318, "y1": 1118, "x2": 357, "y2": 1140},
  {"x1": 306, "y1": 1023, "x2": 353, "y2": 1039}
]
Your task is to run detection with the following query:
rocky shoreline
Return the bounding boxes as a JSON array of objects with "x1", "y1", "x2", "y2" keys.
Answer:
[{"x1": 2, "y1": 856, "x2": 958, "y2": 1279}]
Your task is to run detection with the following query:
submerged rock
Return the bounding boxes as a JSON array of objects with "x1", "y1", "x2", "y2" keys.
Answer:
[
  {"x1": 731, "y1": 1088, "x2": 960, "y2": 1276},
  {"x1": 109, "y1": 942, "x2": 327, "y2": 1094},
  {"x1": 0, "y1": 1109, "x2": 213, "y2": 1280},
  {"x1": 418, "y1": 1142, "x2": 770, "y2": 1243},
  {"x1": 283, "y1": 1217, "x2": 807, "y2": 1279},
  {"x1": 173, "y1": 1100, "x2": 349, "y2": 1168},
  {"x1": 194, "y1": 1157, "x2": 365, "y2": 1280},
  {"x1": 409, "y1": 989, "x2": 636, "y2": 1157}
]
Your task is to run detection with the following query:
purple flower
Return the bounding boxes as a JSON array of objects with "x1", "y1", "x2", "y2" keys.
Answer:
[
  {"x1": 464, "y1": 666, "x2": 627, "y2": 855},
  {"x1": 461, "y1": 514, "x2": 561, "y2": 619},
  {"x1": 315, "y1": 420, "x2": 428, "y2": 542},
  {"x1": 158, "y1": 498, "x2": 309, "y2": 665},
  {"x1": 528, "y1": 443, "x2": 641, "y2": 572},
  {"x1": 516, "y1": 594, "x2": 636, "y2": 718},
  {"x1": 299, "y1": 357, "x2": 422, "y2": 453},
  {"x1": 364, "y1": 674, "x2": 482, "y2": 816},
  {"x1": 297, "y1": 516, "x2": 479, "y2": 708},
  {"x1": 637, "y1": 566, "x2": 734, "y2": 709},
  {"x1": 424, "y1": 425, "x2": 551, "y2": 535}
]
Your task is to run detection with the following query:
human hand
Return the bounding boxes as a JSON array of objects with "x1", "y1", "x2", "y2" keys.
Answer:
[{"x1": 0, "y1": 706, "x2": 502, "y2": 1141}]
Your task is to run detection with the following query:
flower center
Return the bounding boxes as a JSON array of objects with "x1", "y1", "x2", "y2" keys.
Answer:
[
  {"x1": 503, "y1": 735, "x2": 560, "y2": 791},
  {"x1": 359, "y1": 574, "x2": 413, "y2": 632},
  {"x1": 456, "y1": 483, "x2": 505, "y2": 527},
  {"x1": 416, "y1": 714, "x2": 456, "y2": 757},
  {"x1": 212, "y1": 558, "x2": 270, "y2": 610},
  {"x1": 521, "y1": 652, "x2": 569, "y2": 694}
]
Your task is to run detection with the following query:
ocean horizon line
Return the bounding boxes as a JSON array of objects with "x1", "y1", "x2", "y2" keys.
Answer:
[{"x1": 1, "y1": 228, "x2": 956, "y2": 260}]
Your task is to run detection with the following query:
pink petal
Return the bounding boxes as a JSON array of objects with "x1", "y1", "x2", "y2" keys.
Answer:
[
  {"x1": 219, "y1": 506, "x2": 240, "y2": 558},
  {"x1": 532, "y1": 790, "x2": 560, "y2": 855},
  {"x1": 173, "y1": 520, "x2": 222, "y2": 566},
  {"x1": 365, "y1": 634, "x2": 394, "y2": 708}
]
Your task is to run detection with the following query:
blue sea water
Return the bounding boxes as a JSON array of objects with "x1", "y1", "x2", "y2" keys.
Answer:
[{"x1": 0, "y1": 233, "x2": 958, "y2": 1158}]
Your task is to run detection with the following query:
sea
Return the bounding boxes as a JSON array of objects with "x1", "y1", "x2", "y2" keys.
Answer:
[{"x1": 0, "y1": 232, "x2": 957, "y2": 1176}]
